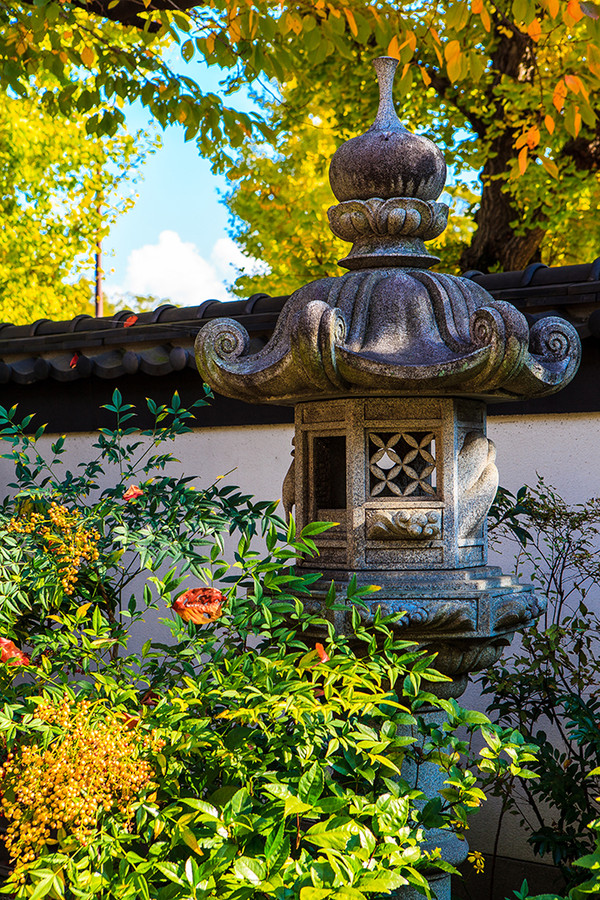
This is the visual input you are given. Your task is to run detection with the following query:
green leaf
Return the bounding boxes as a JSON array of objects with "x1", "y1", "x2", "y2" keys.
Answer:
[
  {"x1": 232, "y1": 856, "x2": 266, "y2": 884},
  {"x1": 304, "y1": 818, "x2": 356, "y2": 851},
  {"x1": 298, "y1": 761, "x2": 324, "y2": 805},
  {"x1": 300, "y1": 521, "x2": 336, "y2": 537}
]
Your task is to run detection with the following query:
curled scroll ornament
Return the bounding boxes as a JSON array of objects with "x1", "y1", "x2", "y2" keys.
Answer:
[
  {"x1": 197, "y1": 317, "x2": 249, "y2": 364},
  {"x1": 529, "y1": 315, "x2": 579, "y2": 363},
  {"x1": 468, "y1": 301, "x2": 529, "y2": 390},
  {"x1": 291, "y1": 301, "x2": 348, "y2": 392}
]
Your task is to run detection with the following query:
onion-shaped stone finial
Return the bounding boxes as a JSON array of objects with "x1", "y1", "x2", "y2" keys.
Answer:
[{"x1": 329, "y1": 57, "x2": 447, "y2": 204}]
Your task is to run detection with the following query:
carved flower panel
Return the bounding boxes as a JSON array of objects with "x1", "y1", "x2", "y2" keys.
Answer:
[{"x1": 368, "y1": 431, "x2": 437, "y2": 498}]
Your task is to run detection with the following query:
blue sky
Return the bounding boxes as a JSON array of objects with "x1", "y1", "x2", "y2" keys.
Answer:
[{"x1": 104, "y1": 61, "x2": 262, "y2": 307}]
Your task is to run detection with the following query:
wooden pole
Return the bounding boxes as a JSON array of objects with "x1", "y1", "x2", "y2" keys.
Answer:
[{"x1": 95, "y1": 240, "x2": 103, "y2": 318}]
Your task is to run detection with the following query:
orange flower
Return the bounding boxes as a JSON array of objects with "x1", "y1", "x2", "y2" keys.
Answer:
[
  {"x1": 172, "y1": 587, "x2": 226, "y2": 625},
  {"x1": 0, "y1": 637, "x2": 30, "y2": 667},
  {"x1": 315, "y1": 643, "x2": 330, "y2": 663},
  {"x1": 123, "y1": 485, "x2": 143, "y2": 501}
]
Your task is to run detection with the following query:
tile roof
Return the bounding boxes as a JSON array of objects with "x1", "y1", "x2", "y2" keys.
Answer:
[
  {"x1": 0, "y1": 294, "x2": 287, "y2": 386},
  {"x1": 1, "y1": 259, "x2": 599, "y2": 387}
]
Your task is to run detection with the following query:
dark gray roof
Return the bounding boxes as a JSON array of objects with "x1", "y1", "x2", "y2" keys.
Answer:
[
  {"x1": 1, "y1": 259, "x2": 600, "y2": 387},
  {"x1": 0, "y1": 294, "x2": 287, "y2": 385}
]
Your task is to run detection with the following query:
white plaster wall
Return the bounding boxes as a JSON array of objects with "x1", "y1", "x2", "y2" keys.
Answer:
[
  {"x1": 488, "y1": 411, "x2": 600, "y2": 503},
  {"x1": 0, "y1": 424, "x2": 295, "y2": 506}
]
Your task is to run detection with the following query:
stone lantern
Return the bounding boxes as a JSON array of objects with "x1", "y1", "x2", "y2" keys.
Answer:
[{"x1": 196, "y1": 57, "x2": 581, "y2": 897}]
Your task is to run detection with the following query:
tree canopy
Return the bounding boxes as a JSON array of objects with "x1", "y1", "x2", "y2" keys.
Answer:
[
  {"x1": 2, "y1": 0, "x2": 600, "y2": 280},
  {"x1": 0, "y1": 90, "x2": 153, "y2": 324}
]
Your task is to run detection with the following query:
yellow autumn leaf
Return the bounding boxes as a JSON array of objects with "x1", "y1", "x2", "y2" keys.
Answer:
[
  {"x1": 544, "y1": 114, "x2": 555, "y2": 134},
  {"x1": 420, "y1": 66, "x2": 432, "y2": 86},
  {"x1": 566, "y1": 0, "x2": 584, "y2": 20},
  {"x1": 480, "y1": 5, "x2": 491, "y2": 30},
  {"x1": 546, "y1": 0, "x2": 559, "y2": 17},
  {"x1": 445, "y1": 40, "x2": 462, "y2": 81},
  {"x1": 526, "y1": 125, "x2": 540, "y2": 148},
  {"x1": 574, "y1": 107, "x2": 582, "y2": 135},
  {"x1": 565, "y1": 73, "x2": 580, "y2": 93},
  {"x1": 387, "y1": 35, "x2": 400, "y2": 59},
  {"x1": 228, "y1": 18, "x2": 241, "y2": 42},
  {"x1": 471, "y1": 0, "x2": 483, "y2": 13},
  {"x1": 553, "y1": 79, "x2": 567, "y2": 112},
  {"x1": 445, "y1": 39, "x2": 461, "y2": 62},
  {"x1": 343, "y1": 8, "x2": 358, "y2": 36},
  {"x1": 80, "y1": 46, "x2": 95, "y2": 67},
  {"x1": 527, "y1": 18, "x2": 542, "y2": 41},
  {"x1": 518, "y1": 146, "x2": 529, "y2": 175}
]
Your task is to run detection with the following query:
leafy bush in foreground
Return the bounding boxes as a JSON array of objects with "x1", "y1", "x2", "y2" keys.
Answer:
[{"x1": 0, "y1": 391, "x2": 535, "y2": 900}]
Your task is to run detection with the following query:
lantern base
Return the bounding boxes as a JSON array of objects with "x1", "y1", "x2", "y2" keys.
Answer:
[{"x1": 300, "y1": 565, "x2": 542, "y2": 689}]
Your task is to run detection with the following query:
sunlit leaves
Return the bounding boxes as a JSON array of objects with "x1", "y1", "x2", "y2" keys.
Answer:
[{"x1": 0, "y1": 89, "x2": 155, "y2": 325}]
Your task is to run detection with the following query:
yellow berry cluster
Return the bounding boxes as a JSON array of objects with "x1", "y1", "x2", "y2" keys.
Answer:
[
  {"x1": 7, "y1": 502, "x2": 100, "y2": 595},
  {"x1": 0, "y1": 696, "x2": 164, "y2": 873}
]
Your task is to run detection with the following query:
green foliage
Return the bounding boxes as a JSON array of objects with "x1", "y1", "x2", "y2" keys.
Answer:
[
  {"x1": 483, "y1": 479, "x2": 600, "y2": 889},
  {"x1": 0, "y1": 390, "x2": 536, "y2": 899},
  {"x1": 1, "y1": 0, "x2": 599, "y2": 273},
  {"x1": 509, "y1": 819, "x2": 600, "y2": 897},
  {"x1": 0, "y1": 89, "x2": 156, "y2": 325}
]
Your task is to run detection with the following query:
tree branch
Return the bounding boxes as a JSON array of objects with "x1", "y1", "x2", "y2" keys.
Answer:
[
  {"x1": 16, "y1": 0, "x2": 204, "y2": 31},
  {"x1": 425, "y1": 68, "x2": 487, "y2": 138}
]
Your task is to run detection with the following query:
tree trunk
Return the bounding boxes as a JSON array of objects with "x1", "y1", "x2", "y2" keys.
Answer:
[
  {"x1": 457, "y1": 25, "x2": 546, "y2": 274},
  {"x1": 459, "y1": 134, "x2": 546, "y2": 273}
]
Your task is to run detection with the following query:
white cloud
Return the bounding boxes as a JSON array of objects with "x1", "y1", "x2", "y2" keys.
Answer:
[{"x1": 107, "y1": 230, "x2": 267, "y2": 307}]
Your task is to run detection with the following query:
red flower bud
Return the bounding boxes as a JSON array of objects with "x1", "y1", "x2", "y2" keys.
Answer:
[
  {"x1": 172, "y1": 587, "x2": 226, "y2": 625},
  {"x1": 0, "y1": 637, "x2": 30, "y2": 667},
  {"x1": 123, "y1": 485, "x2": 143, "y2": 501},
  {"x1": 315, "y1": 643, "x2": 330, "y2": 663}
]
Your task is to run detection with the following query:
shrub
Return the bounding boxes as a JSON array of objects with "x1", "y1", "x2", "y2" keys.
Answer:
[
  {"x1": 483, "y1": 480, "x2": 600, "y2": 890},
  {"x1": 0, "y1": 392, "x2": 536, "y2": 900}
]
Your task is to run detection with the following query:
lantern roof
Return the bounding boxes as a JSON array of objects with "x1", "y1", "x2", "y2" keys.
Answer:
[{"x1": 195, "y1": 58, "x2": 580, "y2": 405}]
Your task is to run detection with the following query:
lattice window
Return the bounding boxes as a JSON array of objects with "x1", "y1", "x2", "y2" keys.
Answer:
[{"x1": 369, "y1": 432, "x2": 436, "y2": 497}]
